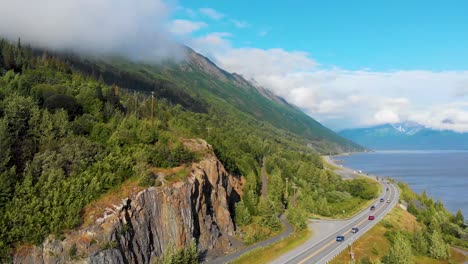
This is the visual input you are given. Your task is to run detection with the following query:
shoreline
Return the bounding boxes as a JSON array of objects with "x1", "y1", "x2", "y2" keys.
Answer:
[
  {"x1": 322, "y1": 155, "x2": 386, "y2": 181},
  {"x1": 332, "y1": 151, "x2": 467, "y2": 217}
]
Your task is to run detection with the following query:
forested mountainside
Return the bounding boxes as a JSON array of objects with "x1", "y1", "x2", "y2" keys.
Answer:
[
  {"x1": 0, "y1": 38, "x2": 369, "y2": 262},
  {"x1": 54, "y1": 47, "x2": 362, "y2": 154}
]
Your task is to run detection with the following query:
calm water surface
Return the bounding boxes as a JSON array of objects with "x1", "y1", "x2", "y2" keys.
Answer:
[{"x1": 339, "y1": 150, "x2": 468, "y2": 216}]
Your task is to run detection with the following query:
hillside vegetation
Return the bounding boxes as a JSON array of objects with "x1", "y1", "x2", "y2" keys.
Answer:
[
  {"x1": 330, "y1": 182, "x2": 468, "y2": 264},
  {"x1": 0, "y1": 38, "x2": 366, "y2": 260}
]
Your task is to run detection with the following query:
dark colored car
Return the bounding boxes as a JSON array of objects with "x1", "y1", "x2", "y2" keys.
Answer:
[
  {"x1": 370, "y1": 205, "x2": 376, "y2": 211},
  {"x1": 368, "y1": 215, "x2": 375, "y2": 220},
  {"x1": 380, "y1": 198, "x2": 384, "y2": 202},
  {"x1": 336, "y1": 235, "x2": 345, "y2": 242},
  {"x1": 351, "y1": 227, "x2": 359, "y2": 233},
  {"x1": 386, "y1": 187, "x2": 389, "y2": 191}
]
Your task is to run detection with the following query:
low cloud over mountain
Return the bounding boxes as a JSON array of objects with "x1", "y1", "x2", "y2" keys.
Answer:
[{"x1": 0, "y1": 0, "x2": 184, "y2": 61}]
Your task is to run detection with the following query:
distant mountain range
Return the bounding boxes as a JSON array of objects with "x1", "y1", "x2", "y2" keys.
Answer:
[{"x1": 339, "y1": 122, "x2": 468, "y2": 150}]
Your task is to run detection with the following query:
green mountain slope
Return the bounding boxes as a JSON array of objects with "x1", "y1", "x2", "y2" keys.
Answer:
[{"x1": 59, "y1": 47, "x2": 361, "y2": 153}]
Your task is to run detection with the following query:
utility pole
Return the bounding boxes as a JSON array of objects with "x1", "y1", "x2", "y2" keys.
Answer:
[
  {"x1": 349, "y1": 242, "x2": 355, "y2": 263},
  {"x1": 134, "y1": 91, "x2": 138, "y2": 118},
  {"x1": 292, "y1": 183, "x2": 298, "y2": 207},
  {"x1": 151, "y1": 91, "x2": 154, "y2": 128}
]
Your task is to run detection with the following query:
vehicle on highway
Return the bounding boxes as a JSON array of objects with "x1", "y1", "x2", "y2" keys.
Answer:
[
  {"x1": 351, "y1": 227, "x2": 359, "y2": 233},
  {"x1": 387, "y1": 199, "x2": 391, "y2": 203},
  {"x1": 368, "y1": 215, "x2": 375, "y2": 220},
  {"x1": 370, "y1": 205, "x2": 376, "y2": 211},
  {"x1": 386, "y1": 187, "x2": 389, "y2": 191},
  {"x1": 336, "y1": 235, "x2": 345, "y2": 242},
  {"x1": 380, "y1": 198, "x2": 384, "y2": 202}
]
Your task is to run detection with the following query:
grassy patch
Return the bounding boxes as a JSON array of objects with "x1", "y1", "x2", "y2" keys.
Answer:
[
  {"x1": 330, "y1": 218, "x2": 390, "y2": 264},
  {"x1": 231, "y1": 228, "x2": 311, "y2": 264},
  {"x1": 414, "y1": 248, "x2": 467, "y2": 264},
  {"x1": 237, "y1": 217, "x2": 284, "y2": 245},
  {"x1": 165, "y1": 168, "x2": 189, "y2": 183},
  {"x1": 331, "y1": 197, "x2": 376, "y2": 219}
]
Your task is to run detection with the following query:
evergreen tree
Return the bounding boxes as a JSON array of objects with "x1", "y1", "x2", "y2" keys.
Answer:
[
  {"x1": 383, "y1": 232, "x2": 413, "y2": 264},
  {"x1": 407, "y1": 201, "x2": 419, "y2": 215},
  {"x1": 429, "y1": 229, "x2": 449, "y2": 259},
  {"x1": 234, "y1": 200, "x2": 252, "y2": 227},
  {"x1": 454, "y1": 209, "x2": 465, "y2": 226},
  {"x1": 412, "y1": 229, "x2": 429, "y2": 255},
  {"x1": 257, "y1": 198, "x2": 282, "y2": 231},
  {"x1": 317, "y1": 196, "x2": 330, "y2": 216},
  {"x1": 0, "y1": 118, "x2": 12, "y2": 170},
  {"x1": 287, "y1": 207, "x2": 307, "y2": 230},
  {"x1": 267, "y1": 169, "x2": 285, "y2": 209}
]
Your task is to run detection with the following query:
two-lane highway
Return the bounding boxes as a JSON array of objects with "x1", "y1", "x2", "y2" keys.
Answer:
[{"x1": 273, "y1": 180, "x2": 399, "y2": 264}]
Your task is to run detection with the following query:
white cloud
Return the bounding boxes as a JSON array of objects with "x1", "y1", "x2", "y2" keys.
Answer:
[
  {"x1": 411, "y1": 103, "x2": 468, "y2": 133},
  {"x1": 231, "y1": 20, "x2": 249, "y2": 28},
  {"x1": 169, "y1": 19, "x2": 207, "y2": 35},
  {"x1": 199, "y1": 8, "x2": 224, "y2": 20},
  {"x1": 193, "y1": 37, "x2": 468, "y2": 132},
  {"x1": 0, "y1": 0, "x2": 184, "y2": 62},
  {"x1": 216, "y1": 48, "x2": 317, "y2": 76},
  {"x1": 375, "y1": 110, "x2": 400, "y2": 124},
  {"x1": 190, "y1": 32, "x2": 232, "y2": 55}
]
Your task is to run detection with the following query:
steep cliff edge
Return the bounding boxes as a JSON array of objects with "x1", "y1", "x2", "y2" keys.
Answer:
[{"x1": 13, "y1": 140, "x2": 244, "y2": 263}]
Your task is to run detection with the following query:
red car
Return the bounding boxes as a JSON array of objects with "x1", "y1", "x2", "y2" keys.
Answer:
[{"x1": 368, "y1": 215, "x2": 375, "y2": 220}]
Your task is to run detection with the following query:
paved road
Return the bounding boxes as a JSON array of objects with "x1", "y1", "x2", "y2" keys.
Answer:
[{"x1": 272, "y1": 180, "x2": 399, "y2": 264}]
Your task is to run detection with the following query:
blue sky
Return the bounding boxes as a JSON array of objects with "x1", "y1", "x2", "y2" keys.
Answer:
[{"x1": 175, "y1": 0, "x2": 468, "y2": 71}]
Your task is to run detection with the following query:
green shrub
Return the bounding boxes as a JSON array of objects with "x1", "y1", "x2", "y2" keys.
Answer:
[{"x1": 287, "y1": 207, "x2": 307, "y2": 231}]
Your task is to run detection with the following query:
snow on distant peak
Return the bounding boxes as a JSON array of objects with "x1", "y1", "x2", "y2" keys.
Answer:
[{"x1": 390, "y1": 121, "x2": 424, "y2": 135}]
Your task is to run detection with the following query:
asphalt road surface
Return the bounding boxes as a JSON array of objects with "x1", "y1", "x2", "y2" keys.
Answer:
[{"x1": 272, "y1": 180, "x2": 399, "y2": 264}]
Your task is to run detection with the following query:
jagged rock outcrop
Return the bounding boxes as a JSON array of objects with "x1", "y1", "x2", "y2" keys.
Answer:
[{"x1": 13, "y1": 140, "x2": 244, "y2": 264}]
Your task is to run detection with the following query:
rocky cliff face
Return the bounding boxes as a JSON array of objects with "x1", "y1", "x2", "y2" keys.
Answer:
[{"x1": 13, "y1": 140, "x2": 244, "y2": 264}]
